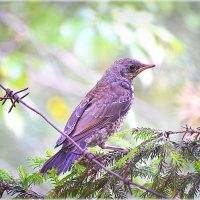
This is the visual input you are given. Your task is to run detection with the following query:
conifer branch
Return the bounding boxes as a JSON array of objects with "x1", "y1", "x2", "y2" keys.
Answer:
[{"x1": 0, "y1": 180, "x2": 44, "y2": 198}]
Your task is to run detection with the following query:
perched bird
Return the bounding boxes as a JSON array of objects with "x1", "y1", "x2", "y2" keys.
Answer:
[{"x1": 40, "y1": 58, "x2": 155, "y2": 175}]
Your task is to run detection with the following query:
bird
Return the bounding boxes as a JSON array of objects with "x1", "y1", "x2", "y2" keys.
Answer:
[{"x1": 40, "y1": 58, "x2": 155, "y2": 175}]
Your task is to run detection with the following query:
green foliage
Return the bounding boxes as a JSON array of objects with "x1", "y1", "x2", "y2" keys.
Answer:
[
  {"x1": 1, "y1": 128, "x2": 199, "y2": 199},
  {"x1": 28, "y1": 150, "x2": 53, "y2": 169},
  {"x1": 18, "y1": 166, "x2": 44, "y2": 190},
  {"x1": 0, "y1": 169, "x2": 12, "y2": 182},
  {"x1": 194, "y1": 161, "x2": 200, "y2": 172},
  {"x1": 0, "y1": 167, "x2": 44, "y2": 198},
  {"x1": 28, "y1": 156, "x2": 47, "y2": 169},
  {"x1": 132, "y1": 128, "x2": 157, "y2": 142}
]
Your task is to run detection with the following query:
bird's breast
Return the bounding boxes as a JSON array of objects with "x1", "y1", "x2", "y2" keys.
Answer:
[{"x1": 85, "y1": 80, "x2": 134, "y2": 147}]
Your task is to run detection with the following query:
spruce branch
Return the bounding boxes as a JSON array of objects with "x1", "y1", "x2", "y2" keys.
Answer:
[
  {"x1": 0, "y1": 180, "x2": 44, "y2": 199},
  {"x1": 131, "y1": 127, "x2": 200, "y2": 140}
]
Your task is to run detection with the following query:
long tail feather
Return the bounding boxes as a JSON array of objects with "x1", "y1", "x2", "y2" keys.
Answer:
[{"x1": 40, "y1": 142, "x2": 86, "y2": 175}]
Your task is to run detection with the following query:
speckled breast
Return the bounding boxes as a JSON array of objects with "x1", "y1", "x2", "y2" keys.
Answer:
[{"x1": 86, "y1": 99, "x2": 134, "y2": 147}]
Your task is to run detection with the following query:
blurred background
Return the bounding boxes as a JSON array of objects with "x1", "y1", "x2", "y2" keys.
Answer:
[{"x1": 0, "y1": 1, "x2": 200, "y2": 177}]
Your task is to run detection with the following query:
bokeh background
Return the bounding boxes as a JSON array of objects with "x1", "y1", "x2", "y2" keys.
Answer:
[{"x1": 0, "y1": 1, "x2": 200, "y2": 178}]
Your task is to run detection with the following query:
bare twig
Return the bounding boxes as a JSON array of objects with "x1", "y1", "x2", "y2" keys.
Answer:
[{"x1": 0, "y1": 84, "x2": 168, "y2": 198}]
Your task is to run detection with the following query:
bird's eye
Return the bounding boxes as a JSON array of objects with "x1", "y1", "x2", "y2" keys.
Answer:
[{"x1": 129, "y1": 65, "x2": 135, "y2": 71}]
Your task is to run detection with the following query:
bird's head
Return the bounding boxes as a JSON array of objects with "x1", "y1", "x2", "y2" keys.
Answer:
[{"x1": 112, "y1": 58, "x2": 155, "y2": 80}]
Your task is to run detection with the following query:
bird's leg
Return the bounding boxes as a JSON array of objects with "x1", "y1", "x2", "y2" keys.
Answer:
[{"x1": 99, "y1": 143, "x2": 129, "y2": 153}]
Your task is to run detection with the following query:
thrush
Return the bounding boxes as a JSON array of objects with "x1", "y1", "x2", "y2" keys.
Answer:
[{"x1": 40, "y1": 58, "x2": 155, "y2": 175}]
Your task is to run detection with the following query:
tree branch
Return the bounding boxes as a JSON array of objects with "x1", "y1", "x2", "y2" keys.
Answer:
[
  {"x1": 131, "y1": 127, "x2": 200, "y2": 140},
  {"x1": 0, "y1": 180, "x2": 44, "y2": 199}
]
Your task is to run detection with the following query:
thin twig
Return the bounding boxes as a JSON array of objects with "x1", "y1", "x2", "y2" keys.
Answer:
[{"x1": 0, "y1": 83, "x2": 168, "y2": 198}]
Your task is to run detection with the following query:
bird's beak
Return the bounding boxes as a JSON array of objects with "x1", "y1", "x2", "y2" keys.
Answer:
[{"x1": 140, "y1": 63, "x2": 156, "y2": 72}]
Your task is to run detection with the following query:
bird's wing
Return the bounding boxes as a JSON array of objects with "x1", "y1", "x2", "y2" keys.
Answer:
[
  {"x1": 65, "y1": 81, "x2": 133, "y2": 147},
  {"x1": 55, "y1": 97, "x2": 91, "y2": 147}
]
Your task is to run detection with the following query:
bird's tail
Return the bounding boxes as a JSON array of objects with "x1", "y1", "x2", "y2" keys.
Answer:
[{"x1": 40, "y1": 142, "x2": 86, "y2": 175}]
